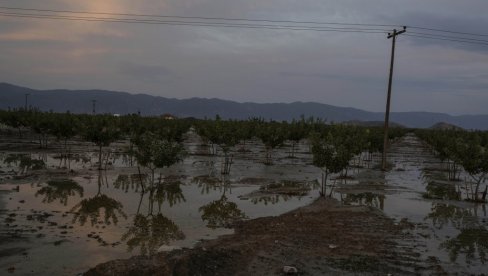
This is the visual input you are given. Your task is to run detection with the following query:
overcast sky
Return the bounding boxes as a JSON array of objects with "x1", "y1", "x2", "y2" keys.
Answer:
[{"x1": 1, "y1": 0, "x2": 487, "y2": 115}]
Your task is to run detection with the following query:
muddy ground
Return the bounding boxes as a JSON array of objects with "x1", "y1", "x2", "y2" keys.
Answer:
[
  {"x1": 3, "y1": 130, "x2": 485, "y2": 275},
  {"x1": 85, "y1": 197, "x2": 440, "y2": 275}
]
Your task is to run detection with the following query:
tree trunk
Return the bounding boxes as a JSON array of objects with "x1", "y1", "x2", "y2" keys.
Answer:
[
  {"x1": 482, "y1": 185, "x2": 487, "y2": 201},
  {"x1": 98, "y1": 144, "x2": 103, "y2": 170}
]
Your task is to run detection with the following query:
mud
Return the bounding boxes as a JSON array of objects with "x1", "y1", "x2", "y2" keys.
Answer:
[{"x1": 86, "y1": 198, "x2": 428, "y2": 275}]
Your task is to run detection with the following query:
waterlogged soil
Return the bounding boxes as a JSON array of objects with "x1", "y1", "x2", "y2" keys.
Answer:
[
  {"x1": 1, "y1": 131, "x2": 488, "y2": 275},
  {"x1": 0, "y1": 130, "x2": 321, "y2": 275},
  {"x1": 86, "y1": 198, "x2": 424, "y2": 276}
]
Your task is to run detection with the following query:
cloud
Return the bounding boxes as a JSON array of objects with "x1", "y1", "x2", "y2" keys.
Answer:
[
  {"x1": 1, "y1": 0, "x2": 488, "y2": 115},
  {"x1": 120, "y1": 63, "x2": 173, "y2": 81}
]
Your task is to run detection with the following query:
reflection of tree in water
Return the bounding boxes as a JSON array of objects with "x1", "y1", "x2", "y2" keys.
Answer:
[
  {"x1": 426, "y1": 203, "x2": 488, "y2": 265},
  {"x1": 71, "y1": 172, "x2": 127, "y2": 226},
  {"x1": 425, "y1": 203, "x2": 478, "y2": 230},
  {"x1": 340, "y1": 192, "x2": 385, "y2": 210},
  {"x1": 192, "y1": 174, "x2": 228, "y2": 195},
  {"x1": 113, "y1": 173, "x2": 148, "y2": 193},
  {"x1": 122, "y1": 213, "x2": 184, "y2": 256},
  {"x1": 423, "y1": 181, "x2": 461, "y2": 200},
  {"x1": 4, "y1": 153, "x2": 45, "y2": 174},
  {"x1": 35, "y1": 179, "x2": 83, "y2": 206},
  {"x1": 441, "y1": 227, "x2": 488, "y2": 264},
  {"x1": 154, "y1": 180, "x2": 185, "y2": 208},
  {"x1": 198, "y1": 176, "x2": 247, "y2": 229},
  {"x1": 200, "y1": 194, "x2": 247, "y2": 229},
  {"x1": 122, "y1": 179, "x2": 186, "y2": 256},
  {"x1": 250, "y1": 194, "x2": 292, "y2": 205}
]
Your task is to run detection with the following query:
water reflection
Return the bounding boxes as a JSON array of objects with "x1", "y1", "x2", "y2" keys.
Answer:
[
  {"x1": 35, "y1": 179, "x2": 83, "y2": 206},
  {"x1": 250, "y1": 194, "x2": 292, "y2": 205},
  {"x1": 441, "y1": 227, "x2": 488, "y2": 265},
  {"x1": 423, "y1": 181, "x2": 461, "y2": 200},
  {"x1": 70, "y1": 172, "x2": 127, "y2": 226},
  {"x1": 425, "y1": 203, "x2": 478, "y2": 230},
  {"x1": 193, "y1": 174, "x2": 230, "y2": 195},
  {"x1": 52, "y1": 153, "x2": 91, "y2": 170},
  {"x1": 122, "y1": 178, "x2": 186, "y2": 255},
  {"x1": 426, "y1": 202, "x2": 488, "y2": 265},
  {"x1": 153, "y1": 180, "x2": 185, "y2": 208},
  {"x1": 4, "y1": 153, "x2": 45, "y2": 174},
  {"x1": 340, "y1": 192, "x2": 385, "y2": 210},
  {"x1": 113, "y1": 174, "x2": 147, "y2": 193},
  {"x1": 198, "y1": 176, "x2": 247, "y2": 229},
  {"x1": 122, "y1": 212, "x2": 184, "y2": 256}
]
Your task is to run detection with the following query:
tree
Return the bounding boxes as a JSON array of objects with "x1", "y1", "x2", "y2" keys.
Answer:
[
  {"x1": 311, "y1": 130, "x2": 352, "y2": 197},
  {"x1": 82, "y1": 115, "x2": 121, "y2": 170},
  {"x1": 257, "y1": 121, "x2": 286, "y2": 165},
  {"x1": 133, "y1": 132, "x2": 185, "y2": 192},
  {"x1": 286, "y1": 120, "x2": 308, "y2": 158}
]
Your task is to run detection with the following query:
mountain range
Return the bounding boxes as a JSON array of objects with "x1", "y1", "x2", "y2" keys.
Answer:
[{"x1": 1, "y1": 82, "x2": 487, "y2": 130}]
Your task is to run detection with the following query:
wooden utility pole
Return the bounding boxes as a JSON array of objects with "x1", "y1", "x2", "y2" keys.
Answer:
[
  {"x1": 92, "y1": 100, "x2": 97, "y2": 114},
  {"x1": 382, "y1": 26, "x2": 406, "y2": 171},
  {"x1": 24, "y1": 93, "x2": 30, "y2": 110}
]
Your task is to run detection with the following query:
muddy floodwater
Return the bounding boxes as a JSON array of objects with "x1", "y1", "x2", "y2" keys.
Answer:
[{"x1": 1, "y1": 132, "x2": 487, "y2": 275}]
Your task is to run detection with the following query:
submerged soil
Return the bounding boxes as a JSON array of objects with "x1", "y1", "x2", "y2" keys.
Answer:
[{"x1": 86, "y1": 197, "x2": 433, "y2": 275}]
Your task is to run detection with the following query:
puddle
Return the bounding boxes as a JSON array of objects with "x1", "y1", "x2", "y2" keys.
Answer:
[
  {"x1": 1, "y1": 132, "x2": 487, "y2": 274},
  {"x1": 332, "y1": 134, "x2": 488, "y2": 274},
  {"x1": 0, "y1": 134, "x2": 321, "y2": 275}
]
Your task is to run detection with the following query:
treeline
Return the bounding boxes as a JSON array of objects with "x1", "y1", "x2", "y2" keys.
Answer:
[
  {"x1": 416, "y1": 129, "x2": 488, "y2": 202},
  {"x1": 0, "y1": 110, "x2": 409, "y2": 196}
]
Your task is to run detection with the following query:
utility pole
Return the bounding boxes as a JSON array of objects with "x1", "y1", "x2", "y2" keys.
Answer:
[
  {"x1": 92, "y1": 100, "x2": 96, "y2": 114},
  {"x1": 382, "y1": 26, "x2": 406, "y2": 171},
  {"x1": 24, "y1": 93, "x2": 30, "y2": 110}
]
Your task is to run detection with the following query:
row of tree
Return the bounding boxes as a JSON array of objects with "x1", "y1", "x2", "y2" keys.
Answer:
[
  {"x1": 416, "y1": 129, "x2": 488, "y2": 202},
  {"x1": 0, "y1": 110, "x2": 407, "y2": 182}
]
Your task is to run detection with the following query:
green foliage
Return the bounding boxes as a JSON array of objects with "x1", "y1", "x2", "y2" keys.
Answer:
[
  {"x1": 82, "y1": 115, "x2": 121, "y2": 147},
  {"x1": 417, "y1": 129, "x2": 488, "y2": 201},
  {"x1": 133, "y1": 132, "x2": 185, "y2": 171},
  {"x1": 257, "y1": 121, "x2": 287, "y2": 165}
]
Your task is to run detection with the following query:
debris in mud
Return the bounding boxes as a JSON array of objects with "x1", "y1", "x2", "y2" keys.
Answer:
[{"x1": 282, "y1": 265, "x2": 298, "y2": 274}]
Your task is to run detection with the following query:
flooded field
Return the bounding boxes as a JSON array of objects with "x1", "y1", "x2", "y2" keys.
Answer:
[{"x1": 1, "y1": 131, "x2": 487, "y2": 274}]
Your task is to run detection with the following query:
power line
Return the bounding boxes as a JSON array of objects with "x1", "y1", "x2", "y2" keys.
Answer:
[
  {"x1": 408, "y1": 31, "x2": 488, "y2": 44},
  {"x1": 404, "y1": 34, "x2": 488, "y2": 46},
  {"x1": 408, "y1": 26, "x2": 488, "y2": 38},
  {"x1": 0, "y1": 11, "x2": 391, "y2": 32},
  {"x1": 0, "y1": 6, "x2": 401, "y2": 28},
  {"x1": 1, "y1": 5, "x2": 487, "y2": 45},
  {"x1": 0, "y1": 12, "x2": 389, "y2": 33}
]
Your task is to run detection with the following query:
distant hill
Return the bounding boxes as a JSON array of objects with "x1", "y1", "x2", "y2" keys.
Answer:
[
  {"x1": 430, "y1": 122, "x2": 464, "y2": 130},
  {"x1": 1, "y1": 82, "x2": 488, "y2": 130}
]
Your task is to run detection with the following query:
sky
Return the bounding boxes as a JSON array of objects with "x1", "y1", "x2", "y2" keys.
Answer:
[{"x1": 1, "y1": 0, "x2": 488, "y2": 115}]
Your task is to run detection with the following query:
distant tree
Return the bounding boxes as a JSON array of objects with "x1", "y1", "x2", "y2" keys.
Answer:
[
  {"x1": 82, "y1": 115, "x2": 121, "y2": 170},
  {"x1": 257, "y1": 121, "x2": 286, "y2": 165}
]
